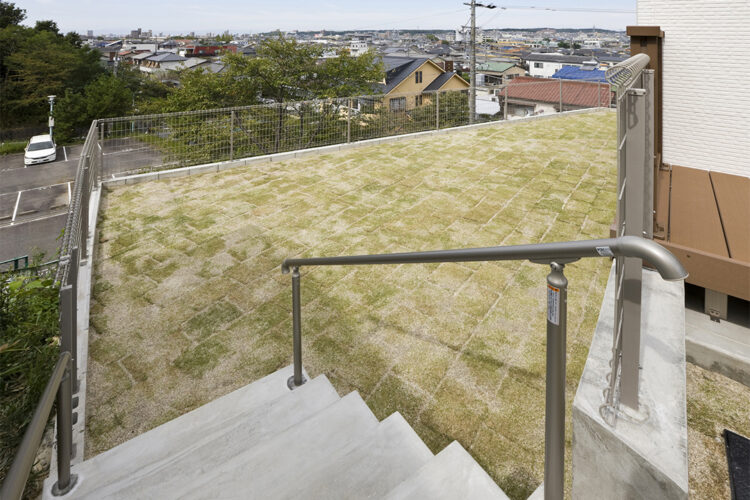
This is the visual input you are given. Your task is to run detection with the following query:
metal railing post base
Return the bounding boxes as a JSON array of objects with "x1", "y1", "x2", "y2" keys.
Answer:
[
  {"x1": 51, "y1": 474, "x2": 78, "y2": 497},
  {"x1": 287, "y1": 374, "x2": 308, "y2": 391}
]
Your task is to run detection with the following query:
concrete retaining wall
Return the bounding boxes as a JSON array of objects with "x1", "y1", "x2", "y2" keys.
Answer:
[{"x1": 572, "y1": 265, "x2": 688, "y2": 499}]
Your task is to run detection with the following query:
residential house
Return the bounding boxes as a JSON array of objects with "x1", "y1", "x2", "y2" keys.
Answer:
[
  {"x1": 550, "y1": 63, "x2": 607, "y2": 83},
  {"x1": 180, "y1": 45, "x2": 238, "y2": 57},
  {"x1": 380, "y1": 56, "x2": 469, "y2": 111},
  {"x1": 502, "y1": 76, "x2": 612, "y2": 117},
  {"x1": 523, "y1": 53, "x2": 597, "y2": 78},
  {"x1": 476, "y1": 61, "x2": 526, "y2": 86},
  {"x1": 139, "y1": 52, "x2": 188, "y2": 74}
]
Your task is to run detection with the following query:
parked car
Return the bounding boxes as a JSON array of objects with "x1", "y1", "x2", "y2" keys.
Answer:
[{"x1": 24, "y1": 134, "x2": 57, "y2": 165}]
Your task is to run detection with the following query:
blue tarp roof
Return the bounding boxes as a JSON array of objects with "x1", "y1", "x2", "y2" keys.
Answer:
[{"x1": 551, "y1": 65, "x2": 607, "y2": 82}]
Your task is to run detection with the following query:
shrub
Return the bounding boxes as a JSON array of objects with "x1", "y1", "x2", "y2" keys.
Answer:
[
  {"x1": 0, "y1": 275, "x2": 59, "y2": 488},
  {"x1": 0, "y1": 141, "x2": 27, "y2": 155}
]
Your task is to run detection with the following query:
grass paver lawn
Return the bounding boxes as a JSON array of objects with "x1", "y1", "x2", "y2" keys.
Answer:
[{"x1": 86, "y1": 110, "x2": 746, "y2": 498}]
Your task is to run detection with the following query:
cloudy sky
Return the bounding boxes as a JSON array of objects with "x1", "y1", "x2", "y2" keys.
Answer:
[{"x1": 16, "y1": 0, "x2": 636, "y2": 35}]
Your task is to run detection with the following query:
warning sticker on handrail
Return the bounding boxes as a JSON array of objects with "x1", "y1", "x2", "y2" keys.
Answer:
[
  {"x1": 596, "y1": 246, "x2": 614, "y2": 257},
  {"x1": 547, "y1": 285, "x2": 560, "y2": 325}
]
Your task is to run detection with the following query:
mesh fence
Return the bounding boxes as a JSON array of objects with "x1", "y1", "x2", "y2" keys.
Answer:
[
  {"x1": 98, "y1": 81, "x2": 612, "y2": 176},
  {"x1": 55, "y1": 120, "x2": 101, "y2": 285}
]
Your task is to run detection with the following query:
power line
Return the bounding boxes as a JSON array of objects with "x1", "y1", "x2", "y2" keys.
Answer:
[
  {"x1": 492, "y1": 5, "x2": 634, "y2": 14},
  {"x1": 351, "y1": 8, "x2": 467, "y2": 31}
]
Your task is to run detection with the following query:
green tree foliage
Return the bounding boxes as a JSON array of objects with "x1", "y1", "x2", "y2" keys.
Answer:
[
  {"x1": 55, "y1": 74, "x2": 133, "y2": 142},
  {"x1": 0, "y1": 4, "x2": 103, "y2": 129},
  {"x1": 0, "y1": 275, "x2": 59, "y2": 485},
  {"x1": 0, "y1": 0, "x2": 24, "y2": 29},
  {"x1": 151, "y1": 66, "x2": 260, "y2": 114}
]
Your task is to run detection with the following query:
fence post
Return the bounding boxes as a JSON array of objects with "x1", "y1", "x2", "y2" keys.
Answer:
[
  {"x1": 230, "y1": 110, "x2": 235, "y2": 160},
  {"x1": 435, "y1": 92, "x2": 440, "y2": 130},
  {"x1": 80, "y1": 166, "x2": 90, "y2": 260},
  {"x1": 619, "y1": 83, "x2": 649, "y2": 410},
  {"x1": 59, "y1": 284, "x2": 78, "y2": 394},
  {"x1": 544, "y1": 262, "x2": 567, "y2": 500},
  {"x1": 503, "y1": 87, "x2": 508, "y2": 120},
  {"x1": 51, "y1": 358, "x2": 77, "y2": 496},
  {"x1": 347, "y1": 98, "x2": 352, "y2": 143},
  {"x1": 559, "y1": 79, "x2": 563, "y2": 113}
]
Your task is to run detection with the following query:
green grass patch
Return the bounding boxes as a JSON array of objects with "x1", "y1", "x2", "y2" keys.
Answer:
[{"x1": 174, "y1": 338, "x2": 230, "y2": 378}]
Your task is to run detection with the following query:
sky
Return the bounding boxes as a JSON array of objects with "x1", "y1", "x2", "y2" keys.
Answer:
[{"x1": 15, "y1": 0, "x2": 637, "y2": 35}]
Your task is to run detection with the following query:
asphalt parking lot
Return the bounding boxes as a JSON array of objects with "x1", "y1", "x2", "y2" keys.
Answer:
[{"x1": 1, "y1": 138, "x2": 163, "y2": 262}]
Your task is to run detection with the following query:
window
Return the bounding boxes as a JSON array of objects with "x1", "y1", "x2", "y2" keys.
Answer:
[
  {"x1": 415, "y1": 95, "x2": 423, "y2": 107},
  {"x1": 389, "y1": 97, "x2": 406, "y2": 111},
  {"x1": 534, "y1": 62, "x2": 543, "y2": 68},
  {"x1": 415, "y1": 71, "x2": 423, "y2": 84}
]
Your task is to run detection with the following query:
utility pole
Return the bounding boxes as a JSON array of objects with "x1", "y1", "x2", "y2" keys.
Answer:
[{"x1": 464, "y1": 1, "x2": 495, "y2": 124}]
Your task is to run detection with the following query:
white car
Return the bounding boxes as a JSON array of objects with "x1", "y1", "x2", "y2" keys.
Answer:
[{"x1": 24, "y1": 134, "x2": 57, "y2": 166}]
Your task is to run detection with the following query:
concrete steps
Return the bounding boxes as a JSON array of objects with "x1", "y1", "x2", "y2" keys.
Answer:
[{"x1": 49, "y1": 365, "x2": 509, "y2": 499}]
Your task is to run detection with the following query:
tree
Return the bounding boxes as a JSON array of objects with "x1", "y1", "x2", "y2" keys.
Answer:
[
  {"x1": 2, "y1": 30, "x2": 102, "y2": 125},
  {"x1": 55, "y1": 74, "x2": 133, "y2": 142},
  {"x1": 0, "y1": 1, "x2": 24, "y2": 29},
  {"x1": 0, "y1": 6, "x2": 103, "y2": 129},
  {"x1": 34, "y1": 20, "x2": 59, "y2": 34}
]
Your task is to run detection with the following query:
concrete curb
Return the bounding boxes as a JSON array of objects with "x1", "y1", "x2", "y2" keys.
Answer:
[{"x1": 103, "y1": 108, "x2": 612, "y2": 187}]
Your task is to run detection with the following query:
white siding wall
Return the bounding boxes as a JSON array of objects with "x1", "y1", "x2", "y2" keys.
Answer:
[
  {"x1": 528, "y1": 61, "x2": 563, "y2": 78},
  {"x1": 638, "y1": 0, "x2": 750, "y2": 177}
]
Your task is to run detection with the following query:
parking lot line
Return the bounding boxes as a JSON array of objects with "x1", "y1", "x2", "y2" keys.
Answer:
[
  {"x1": 12, "y1": 191, "x2": 21, "y2": 223},
  {"x1": 63, "y1": 146, "x2": 68, "y2": 161}
]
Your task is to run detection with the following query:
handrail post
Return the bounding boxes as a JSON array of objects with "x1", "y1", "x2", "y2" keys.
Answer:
[
  {"x1": 287, "y1": 267, "x2": 306, "y2": 389},
  {"x1": 544, "y1": 262, "x2": 567, "y2": 500},
  {"x1": 51, "y1": 358, "x2": 77, "y2": 496}
]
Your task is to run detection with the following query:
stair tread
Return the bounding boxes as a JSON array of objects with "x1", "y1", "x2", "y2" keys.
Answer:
[
  {"x1": 127, "y1": 391, "x2": 379, "y2": 499},
  {"x1": 289, "y1": 412, "x2": 434, "y2": 499},
  {"x1": 67, "y1": 366, "x2": 333, "y2": 499},
  {"x1": 384, "y1": 441, "x2": 510, "y2": 500}
]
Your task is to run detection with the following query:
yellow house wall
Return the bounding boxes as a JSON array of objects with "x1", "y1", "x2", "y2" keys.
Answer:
[
  {"x1": 438, "y1": 74, "x2": 470, "y2": 91},
  {"x1": 387, "y1": 61, "x2": 444, "y2": 110}
]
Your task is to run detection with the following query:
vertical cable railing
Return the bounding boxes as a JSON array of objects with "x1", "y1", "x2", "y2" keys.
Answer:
[{"x1": 600, "y1": 54, "x2": 654, "y2": 419}]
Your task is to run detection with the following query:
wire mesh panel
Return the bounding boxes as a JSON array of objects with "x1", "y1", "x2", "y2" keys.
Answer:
[{"x1": 95, "y1": 80, "x2": 612, "y2": 178}]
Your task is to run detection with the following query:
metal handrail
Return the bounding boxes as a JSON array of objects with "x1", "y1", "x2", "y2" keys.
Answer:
[
  {"x1": 281, "y1": 235, "x2": 686, "y2": 500},
  {"x1": 283, "y1": 236, "x2": 687, "y2": 279},
  {"x1": 0, "y1": 352, "x2": 77, "y2": 500},
  {"x1": 605, "y1": 53, "x2": 650, "y2": 90},
  {"x1": 0, "y1": 255, "x2": 29, "y2": 272}
]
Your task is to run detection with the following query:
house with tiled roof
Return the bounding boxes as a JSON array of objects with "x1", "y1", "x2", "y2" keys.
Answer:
[
  {"x1": 476, "y1": 61, "x2": 526, "y2": 86},
  {"x1": 503, "y1": 76, "x2": 612, "y2": 117},
  {"x1": 379, "y1": 56, "x2": 469, "y2": 111}
]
